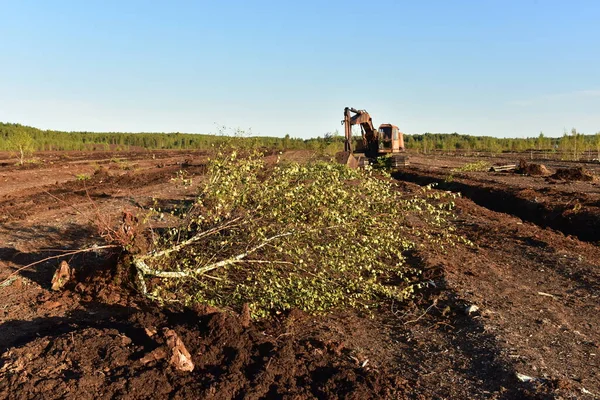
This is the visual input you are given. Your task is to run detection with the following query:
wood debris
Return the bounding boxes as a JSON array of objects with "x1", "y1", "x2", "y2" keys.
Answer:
[
  {"x1": 164, "y1": 328, "x2": 195, "y2": 372},
  {"x1": 51, "y1": 261, "x2": 72, "y2": 291}
]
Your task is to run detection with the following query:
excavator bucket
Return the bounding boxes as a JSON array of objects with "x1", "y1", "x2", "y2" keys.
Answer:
[{"x1": 335, "y1": 151, "x2": 359, "y2": 169}]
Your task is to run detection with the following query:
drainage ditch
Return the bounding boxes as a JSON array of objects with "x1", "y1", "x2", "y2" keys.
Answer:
[{"x1": 393, "y1": 170, "x2": 600, "y2": 243}]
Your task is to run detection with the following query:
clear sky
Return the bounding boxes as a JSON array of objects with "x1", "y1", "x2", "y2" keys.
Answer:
[{"x1": 1, "y1": 0, "x2": 599, "y2": 139}]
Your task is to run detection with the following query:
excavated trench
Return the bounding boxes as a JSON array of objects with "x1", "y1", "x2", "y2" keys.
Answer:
[{"x1": 393, "y1": 170, "x2": 600, "y2": 243}]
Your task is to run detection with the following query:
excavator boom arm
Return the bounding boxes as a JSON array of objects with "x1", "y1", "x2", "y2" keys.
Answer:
[{"x1": 343, "y1": 107, "x2": 377, "y2": 152}]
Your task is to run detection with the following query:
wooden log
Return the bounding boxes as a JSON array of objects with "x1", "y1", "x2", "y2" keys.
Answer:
[{"x1": 489, "y1": 164, "x2": 517, "y2": 172}]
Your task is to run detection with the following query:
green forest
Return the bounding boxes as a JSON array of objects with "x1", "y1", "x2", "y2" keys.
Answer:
[
  {"x1": 407, "y1": 130, "x2": 600, "y2": 158},
  {"x1": 1, "y1": 122, "x2": 600, "y2": 161},
  {"x1": 0, "y1": 122, "x2": 312, "y2": 152}
]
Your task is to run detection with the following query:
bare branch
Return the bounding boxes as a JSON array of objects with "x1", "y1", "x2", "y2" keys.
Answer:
[
  {"x1": 134, "y1": 231, "x2": 293, "y2": 281},
  {"x1": 0, "y1": 245, "x2": 119, "y2": 287},
  {"x1": 403, "y1": 299, "x2": 438, "y2": 325}
]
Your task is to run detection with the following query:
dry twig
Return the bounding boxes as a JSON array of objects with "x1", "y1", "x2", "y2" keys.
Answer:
[
  {"x1": 134, "y1": 231, "x2": 293, "y2": 295},
  {"x1": 0, "y1": 245, "x2": 118, "y2": 287},
  {"x1": 403, "y1": 299, "x2": 438, "y2": 325}
]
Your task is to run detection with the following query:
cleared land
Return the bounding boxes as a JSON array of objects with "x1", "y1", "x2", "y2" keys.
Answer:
[{"x1": 0, "y1": 150, "x2": 598, "y2": 399}]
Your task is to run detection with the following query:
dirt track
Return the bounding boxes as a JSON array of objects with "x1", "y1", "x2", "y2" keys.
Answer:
[{"x1": 0, "y1": 150, "x2": 598, "y2": 399}]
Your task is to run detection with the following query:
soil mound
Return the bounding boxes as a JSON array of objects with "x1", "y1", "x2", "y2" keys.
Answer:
[
  {"x1": 93, "y1": 166, "x2": 111, "y2": 180},
  {"x1": 0, "y1": 306, "x2": 407, "y2": 399},
  {"x1": 551, "y1": 167, "x2": 595, "y2": 181},
  {"x1": 517, "y1": 160, "x2": 551, "y2": 176}
]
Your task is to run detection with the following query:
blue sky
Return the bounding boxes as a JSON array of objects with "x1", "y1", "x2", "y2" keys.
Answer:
[{"x1": 1, "y1": 0, "x2": 599, "y2": 138}]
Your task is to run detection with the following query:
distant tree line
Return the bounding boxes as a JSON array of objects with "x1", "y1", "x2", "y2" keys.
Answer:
[
  {"x1": 406, "y1": 130, "x2": 600, "y2": 160},
  {"x1": 0, "y1": 122, "x2": 321, "y2": 153},
  {"x1": 1, "y1": 122, "x2": 599, "y2": 161}
]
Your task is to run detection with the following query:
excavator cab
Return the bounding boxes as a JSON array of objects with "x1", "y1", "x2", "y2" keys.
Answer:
[{"x1": 377, "y1": 124, "x2": 404, "y2": 153}]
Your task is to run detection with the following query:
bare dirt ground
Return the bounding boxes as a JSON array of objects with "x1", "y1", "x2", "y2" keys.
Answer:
[
  {"x1": 395, "y1": 153, "x2": 600, "y2": 242},
  {"x1": 0, "y1": 150, "x2": 598, "y2": 399}
]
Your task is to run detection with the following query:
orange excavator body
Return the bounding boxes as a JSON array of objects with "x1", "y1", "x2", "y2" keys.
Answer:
[{"x1": 338, "y1": 107, "x2": 407, "y2": 168}]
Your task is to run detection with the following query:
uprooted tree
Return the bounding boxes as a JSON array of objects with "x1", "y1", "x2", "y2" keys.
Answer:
[{"x1": 130, "y1": 151, "x2": 467, "y2": 318}]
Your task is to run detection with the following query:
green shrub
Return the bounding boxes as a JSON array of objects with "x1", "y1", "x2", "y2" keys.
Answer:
[
  {"x1": 134, "y1": 151, "x2": 464, "y2": 318},
  {"x1": 451, "y1": 160, "x2": 490, "y2": 172},
  {"x1": 75, "y1": 173, "x2": 91, "y2": 181}
]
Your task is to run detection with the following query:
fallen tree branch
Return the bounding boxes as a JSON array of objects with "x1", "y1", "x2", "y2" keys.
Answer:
[
  {"x1": 137, "y1": 217, "x2": 243, "y2": 261},
  {"x1": 403, "y1": 299, "x2": 438, "y2": 325},
  {"x1": 43, "y1": 190, "x2": 85, "y2": 216},
  {"x1": 133, "y1": 231, "x2": 294, "y2": 287},
  {"x1": 242, "y1": 260, "x2": 293, "y2": 265}
]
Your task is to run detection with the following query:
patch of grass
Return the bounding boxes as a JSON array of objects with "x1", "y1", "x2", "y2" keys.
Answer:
[
  {"x1": 24, "y1": 157, "x2": 42, "y2": 165},
  {"x1": 451, "y1": 160, "x2": 490, "y2": 172},
  {"x1": 75, "y1": 173, "x2": 91, "y2": 181},
  {"x1": 110, "y1": 157, "x2": 132, "y2": 170}
]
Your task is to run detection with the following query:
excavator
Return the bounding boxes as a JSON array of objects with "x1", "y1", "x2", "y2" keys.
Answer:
[{"x1": 336, "y1": 107, "x2": 408, "y2": 169}]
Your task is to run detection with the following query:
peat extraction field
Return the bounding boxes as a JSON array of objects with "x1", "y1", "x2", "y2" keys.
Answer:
[{"x1": 0, "y1": 149, "x2": 598, "y2": 399}]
